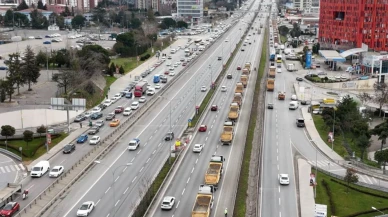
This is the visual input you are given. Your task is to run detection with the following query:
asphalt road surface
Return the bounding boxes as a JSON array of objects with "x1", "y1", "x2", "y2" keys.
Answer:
[{"x1": 0, "y1": 153, "x2": 25, "y2": 189}]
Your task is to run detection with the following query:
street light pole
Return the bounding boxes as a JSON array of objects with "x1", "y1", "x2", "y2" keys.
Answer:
[
  {"x1": 209, "y1": 64, "x2": 212, "y2": 87},
  {"x1": 46, "y1": 48, "x2": 49, "y2": 81},
  {"x1": 332, "y1": 109, "x2": 335, "y2": 151},
  {"x1": 372, "y1": 206, "x2": 385, "y2": 215}
]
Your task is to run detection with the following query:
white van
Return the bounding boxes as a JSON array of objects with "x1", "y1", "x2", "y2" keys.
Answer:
[
  {"x1": 170, "y1": 49, "x2": 176, "y2": 54},
  {"x1": 31, "y1": 160, "x2": 50, "y2": 177},
  {"x1": 280, "y1": 44, "x2": 285, "y2": 50},
  {"x1": 289, "y1": 101, "x2": 299, "y2": 110}
]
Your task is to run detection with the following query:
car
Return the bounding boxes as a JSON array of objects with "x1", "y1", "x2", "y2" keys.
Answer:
[
  {"x1": 155, "y1": 84, "x2": 161, "y2": 89},
  {"x1": 169, "y1": 71, "x2": 175, "y2": 76},
  {"x1": 89, "y1": 136, "x2": 101, "y2": 145},
  {"x1": 243, "y1": 43, "x2": 247, "y2": 46},
  {"x1": 128, "y1": 138, "x2": 140, "y2": 150},
  {"x1": 176, "y1": 61, "x2": 181, "y2": 65},
  {"x1": 201, "y1": 86, "x2": 207, "y2": 92},
  {"x1": 168, "y1": 56, "x2": 172, "y2": 59},
  {"x1": 267, "y1": 103, "x2": 274, "y2": 109},
  {"x1": 98, "y1": 104, "x2": 107, "y2": 110},
  {"x1": 43, "y1": 41, "x2": 51, "y2": 44},
  {"x1": 211, "y1": 105, "x2": 218, "y2": 111},
  {"x1": 218, "y1": 56, "x2": 222, "y2": 60},
  {"x1": 301, "y1": 100, "x2": 311, "y2": 105},
  {"x1": 105, "y1": 112, "x2": 115, "y2": 121},
  {"x1": 49, "y1": 166, "x2": 64, "y2": 177},
  {"x1": 74, "y1": 114, "x2": 86, "y2": 122},
  {"x1": 237, "y1": 66, "x2": 241, "y2": 70},
  {"x1": 103, "y1": 99, "x2": 113, "y2": 107},
  {"x1": 110, "y1": 119, "x2": 120, "y2": 127},
  {"x1": 241, "y1": 48, "x2": 245, "y2": 51},
  {"x1": 95, "y1": 120, "x2": 104, "y2": 127},
  {"x1": 52, "y1": 38, "x2": 62, "y2": 42},
  {"x1": 141, "y1": 72, "x2": 147, "y2": 78},
  {"x1": 291, "y1": 94, "x2": 297, "y2": 100},
  {"x1": 224, "y1": 39, "x2": 229, "y2": 42},
  {"x1": 35, "y1": 35, "x2": 43, "y2": 39},
  {"x1": 76, "y1": 135, "x2": 88, "y2": 143},
  {"x1": 88, "y1": 126, "x2": 99, "y2": 135},
  {"x1": 169, "y1": 67, "x2": 174, "y2": 71},
  {"x1": 164, "y1": 132, "x2": 174, "y2": 141},
  {"x1": 63, "y1": 143, "x2": 76, "y2": 153},
  {"x1": 91, "y1": 107, "x2": 101, "y2": 113},
  {"x1": 90, "y1": 112, "x2": 103, "y2": 120},
  {"x1": 173, "y1": 63, "x2": 178, "y2": 68},
  {"x1": 317, "y1": 71, "x2": 327, "y2": 75},
  {"x1": 296, "y1": 77, "x2": 303, "y2": 81},
  {"x1": 77, "y1": 201, "x2": 95, "y2": 216},
  {"x1": 198, "y1": 125, "x2": 207, "y2": 132},
  {"x1": 221, "y1": 86, "x2": 227, "y2": 92},
  {"x1": 193, "y1": 144, "x2": 203, "y2": 153},
  {"x1": 113, "y1": 93, "x2": 122, "y2": 100},
  {"x1": 0, "y1": 66, "x2": 8, "y2": 70},
  {"x1": 84, "y1": 112, "x2": 92, "y2": 118},
  {"x1": 147, "y1": 88, "x2": 155, "y2": 96},
  {"x1": 279, "y1": 174, "x2": 290, "y2": 185},
  {"x1": 131, "y1": 101, "x2": 140, "y2": 110},
  {"x1": 161, "y1": 196, "x2": 175, "y2": 210},
  {"x1": 115, "y1": 106, "x2": 124, "y2": 113},
  {"x1": 164, "y1": 71, "x2": 170, "y2": 75},
  {"x1": 182, "y1": 62, "x2": 187, "y2": 66},
  {"x1": 139, "y1": 96, "x2": 147, "y2": 103},
  {"x1": 0, "y1": 202, "x2": 20, "y2": 217}
]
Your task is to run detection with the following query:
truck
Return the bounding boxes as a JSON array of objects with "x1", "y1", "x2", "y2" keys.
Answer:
[
  {"x1": 269, "y1": 66, "x2": 276, "y2": 78},
  {"x1": 240, "y1": 75, "x2": 248, "y2": 88},
  {"x1": 191, "y1": 185, "x2": 215, "y2": 217},
  {"x1": 228, "y1": 103, "x2": 239, "y2": 120},
  {"x1": 278, "y1": 91, "x2": 285, "y2": 100},
  {"x1": 220, "y1": 121, "x2": 234, "y2": 145},
  {"x1": 287, "y1": 63, "x2": 296, "y2": 72},
  {"x1": 244, "y1": 62, "x2": 251, "y2": 69},
  {"x1": 267, "y1": 79, "x2": 274, "y2": 91},
  {"x1": 242, "y1": 67, "x2": 250, "y2": 75},
  {"x1": 134, "y1": 81, "x2": 148, "y2": 97},
  {"x1": 232, "y1": 93, "x2": 242, "y2": 106},
  {"x1": 204, "y1": 155, "x2": 225, "y2": 187},
  {"x1": 153, "y1": 74, "x2": 160, "y2": 83},
  {"x1": 235, "y1": 82, "x2": 244, "y2": 95}
]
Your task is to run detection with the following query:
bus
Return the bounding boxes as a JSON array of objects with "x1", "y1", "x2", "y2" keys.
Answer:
[
  {"x1": 276, "y1": 54, "x2": 282, "y2": 63},
  {"x1": 153, "y1": 74, "x2": 160, "y2": 83},
  {"x1": 194, "y1": 39, "x2": 202, "y2": 43},
  {"x1": 269, "y1": 48, "x2": 276, "y2": 61}
]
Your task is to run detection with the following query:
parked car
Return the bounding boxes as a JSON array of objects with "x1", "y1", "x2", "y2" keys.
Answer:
[{"x1": 74, "y1": 114, "x2": 86, "y2": 122}]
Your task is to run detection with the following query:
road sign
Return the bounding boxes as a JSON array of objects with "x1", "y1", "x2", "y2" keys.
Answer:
[{"x1": 46, "y1": 133, "x2": 52, "y2": 144}]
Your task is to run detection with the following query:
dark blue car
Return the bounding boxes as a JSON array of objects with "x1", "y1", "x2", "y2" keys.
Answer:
[
  {"x1": 125, "y1": 92, "x2": 132, "y2": 98},
  {"x1": 77, "y1": 134, "x2": 88, "y2": 143},
  {"x1": 0, "y1": 66, "x2": 8, "y2": 70},
  {"x1": 43, "y1": 41, "x2": 51, "y2": 44}
]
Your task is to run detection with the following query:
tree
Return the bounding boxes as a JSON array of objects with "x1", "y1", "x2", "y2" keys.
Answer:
[
  {"x1": 147, "y1": 7, "x2": 155, "y2": 21},
  {"x1": 71, "y1": 15, "x2": 86, "y2": 28},
  {"x1": 130, "y1": 18, "x2": 141, "y2": 29},
  {"x1": 1, "y1": 125, "x2": 16, "y2": 149},
  {"x1": 49, "y1": 13, "x2": 65, "y2": 29},
  {"x1": 278, "y1": 25, "x2": 289, "y2": 36},
  {"x1": 1, "y1": 80, "x2": 15, "y2": 102},
  {"x1": 176, "y1": 20, "x2": 188, "y2": 29},
  {"x1": 60, "y1": 6, "x2": 71, "y2": 17},
  {"x1": 4, "y1": 10, "x2": 29, "y2": 27},
  {"x1": 312, "y1": 43, "x2": 320, "y2": 54},
  {"x1": 22, "y1": 46, "x2": 40, "y2": 91},
  {"x1": 370, "y1": 120, "x2": 388, "y2": 151},
  {"x1": 0, "y1": 80, "x2": 7, "y2": 102},
  {"x1": 356, "y1": 134, "x2": 370, "y2": 160},
  {"x1": 17, "y1": 0, "x2": 29, "y2": 11},
  {"x1": 116, "y1": 32, "x2": 135, "y2": 47},
  {"x1": 161, "y1": 18, "x2": 176, "y2": 29},
  {"x1": 7, "y1": 53, "x2": 25, "y2": 95},
  {"x1": 375, "y1": 149, "x2": 388, "y2": 171},
  {"x1": 289, "y1": 22, "x2": 301, "y2": 38},
  {"x1": 343, "y1": 168, "x2": 358, "y2": 193},
  {"x1": 171, "y1": 2, "x2": 176, "y2": 9},
  {"x1": 37, "y1": 0, "x2": 44, "y2": 9},
  {"x1": 374, "y1": 82, "x2": 388, "y2": 117},
  {"x1": 52, "y1": 70, "x2": 77, "y2": 94},
  {"x1": 23, "y1": 130, "x2": 34, "y2": 149},
  {"x1": 36, "y1": 50, "x2": 48, "y2": 66},
  {"x1": 119, "y1": 66, "x2": 124, "y2": 74},
  {"x1": 357, "y1": 92, "x2": 372, "y2": 106},
  {"x1": 36, "y1": 125, "x2": 46, "y2": 137},
  {"x1": 30, "y1": 9, "x2": 49, "y2": 29},
  {"x1": 109, "y1": 62, "x2": 116, "y2": 75}
]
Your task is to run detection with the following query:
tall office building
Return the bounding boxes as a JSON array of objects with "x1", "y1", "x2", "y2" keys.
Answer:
[
  {"x1": 177, "y1": 0, "x2": 202, "y2": 23},
  {"x1": 319, "y1": 0, "x2": 388, "y2": 52}
]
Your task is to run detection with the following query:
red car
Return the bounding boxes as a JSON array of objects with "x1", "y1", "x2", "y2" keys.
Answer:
[
  {"x1": 237, "y1": 66, "x2": 241, "y2": 70},
  {"x1": 164, "y1": 71, "x2": 170, "y2": 75},
  {"x1": 0, "y1": 202, "x2": 20, "y2": 217},
  {"x1": 114, "y1": 106, "x2": 124, "y2": 113},
  {"x1": 182, "y1": 62, "x2": 187, "y2": 66},
  {"x1": 198, "y1": 125, "x2": 207, "y2": 132},
  {"x1": 211, "y1": 105, "x2": 218, "y2": 111}
]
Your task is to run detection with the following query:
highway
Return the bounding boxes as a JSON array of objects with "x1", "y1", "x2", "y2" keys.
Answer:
[
  {"x1": 36, "y1": 13, "x2": 246, "y2": 217},
  {"x1": 148, "y1": 2, "x2": 265, "y2": 217}
]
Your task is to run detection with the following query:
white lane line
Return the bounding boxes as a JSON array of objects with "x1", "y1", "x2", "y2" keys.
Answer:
[
  {"x1": 106, "y1": 214, "x2": 110, "y2": 217},
  {"x1": 96, "y1": 199, "x2": 101, "y2": 206},
  {"x1": 132, "y1": 176, "x2": 137, "y2": 183},
  {"x1": 9, "y1": 165, "x2": 15, "y2": 171},
  {"x1": 176, "y1": 201, "x2": 180, "y2": 209},
  {"x1": 191, "y1": 167, "x2": 195, "y2": 173},
  {"x1": 158, "y1": 143, "x2": 162, "y2": 147},
  {"x1": 115, "y1": 176, "x2": 120, "y2": 182},
  {"x1": 181, "y1": 188, "x2": 185, "y2": 195},
  {"x1": 149, "y1": 136, "x2": 153, "y2": 140},
  {"x1": 0, "y1": 167, "x2": 5, "y2": 173},
  {"x1": 279, "y1": 198, "x2": 281, "y2": 206},
  {"x1": 5, "y1": 166, "x2": 10, "y2": 172},
  {"x1": 124, "y1": 187, "x2": 129, "y2": 194},
  {"x1": 211, "y1": 125, "x2": 214, "y2": 129},
  {"x1": 144, "y1": 142, "x2": 147, "y2": 147},
  {"x1": 213, "y1": 119, "x2": 216, "y2": 123},
  {"x1": 115, "y1": 200, "x2": 120, "y2": 207},
  {"x1": 131, "y1": 158, "x2": 135, "y2": 163},
  {"x1": 105, "y1": 187, "x2": 111, "y2": 194},
  {"x1": 123, "y1": 166, "x2": 127, "y2": 172},
  {"x1": 152, "y1": 150, "x2": 156, "y2": 154},
  {"x1": 19, "y1": 164, "x2": 25, "y2": 170},
  {"x1": 280, "y1": 211, "x2": 282, "y2": 217},
  {"x1": 146, "y1": 158, "x2": 151, "y2": 163},
  {"x1": 14, "y1": 165, "x2": 20, "y2": 171},
  {"x1": 205, "y1": 137, "x2": 208, "y2": 141},
  {"x1": 187, "y1": 177, "x2": 190, "y2": 183},
  {"x1": 137, "y1": 150, "x2": 142, "y2": 155},
  {"x1": 140, "y1": 167, "x2": 144, "y2": 172},
  {"x1": 195, "y1": 159, "x2": 198, "y2": 164},
  {"x1": 208, "y1": 131, "x2": 211, "y2": 135},
  {"x1": 278, "y1": 186, "x2": 280, "y2": 193},
  {"x1": 60, "y1": 159, "x2": 66, "y2": 164}
]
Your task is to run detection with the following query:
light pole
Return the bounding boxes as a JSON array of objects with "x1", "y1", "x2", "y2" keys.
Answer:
[
  {"x1": 45, "y1": 47, "x2": 49, "y2": 81},
  {"x1": 372, "y1": 206, "x2": 385, "y2": 215},
  {"x1": 209, "y1": 64, "x2": 212, "y2": 88},
  {"x1": 332, "y1": 109, "x2": 335, "y2": 151},
  {"x1": 94, "y1": 161, "x2": 132, "y2": 217}
]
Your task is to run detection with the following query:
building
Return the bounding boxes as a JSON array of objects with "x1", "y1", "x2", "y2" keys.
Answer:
[
  {"x1": 18, "y1": 8, "x2": 53, "y2": 21},
  {"x1": 177, "y1": 0, "x2": 202, "y2": 23},
  {"x1": 292, "y1": 0, "x2": 319, "y2": 14},
  {"x1": 319, "y1": 0, "x2": 388, "y2": 52}
]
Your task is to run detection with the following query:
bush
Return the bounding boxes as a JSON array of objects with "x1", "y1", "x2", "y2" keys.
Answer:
[{"x1": 322, "y1": 179, "x2": 337, "y2": 214}]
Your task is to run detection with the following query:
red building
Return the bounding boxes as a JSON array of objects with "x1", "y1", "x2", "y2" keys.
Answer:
[{"x1": 319, "y1": 0, "x2": 388, "y2": 52}]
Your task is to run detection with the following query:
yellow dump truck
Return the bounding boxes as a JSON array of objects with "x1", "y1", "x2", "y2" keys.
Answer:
[
  {"x1": 228, "y1": 103, "x2": 239, "y2": 120},
  {"x1": 245, "y1": 62, "x2": 251, "y2": 69},
  {"x1": 267, "y1": 79, "x2": 274, "y2": 91},
  {"x1": 192, "y1": 185, "x2": 215, "y2": 217},
  {"x1": 220, "y1": 121, "x2": 234, "y2": 145},
  {"x1": 278, "y1": 91, "x2": 285, "y2": 100},
  {"x1": 235, "y1": 82, "x2": 244, "y2": 95},
  {"x1": 240, "y1": 75, "x2": 248, "y2": 88},
  {"x1": 204, "y1": 155, "x2": 225, "y2": 187},
  {"x1": 233, "y1": 93, "x2": 242, "y2": 106},
  {"x1": 269, "y1": 66, "x2": 276, "y2": 78}
]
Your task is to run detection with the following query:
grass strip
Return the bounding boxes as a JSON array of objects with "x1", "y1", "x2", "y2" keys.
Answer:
[
  {"x1": 132, "y1": 157, "x2": 176, "y2": 217},
  {"x1": 233, "y1": 29, "x2": 267, "y2": 217}
]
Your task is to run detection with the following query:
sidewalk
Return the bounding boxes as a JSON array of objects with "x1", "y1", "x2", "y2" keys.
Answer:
[{"x1": 298, "y1": 158, "x2": 315, "y2": 217}]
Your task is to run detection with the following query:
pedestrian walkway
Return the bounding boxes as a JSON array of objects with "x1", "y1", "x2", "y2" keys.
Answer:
[
  {"x1": 298, "y1": 158, "x2": 314, "y2": 217},
  {"x1": 0, "y1": 163, "x2": 25, "y2": 174}
]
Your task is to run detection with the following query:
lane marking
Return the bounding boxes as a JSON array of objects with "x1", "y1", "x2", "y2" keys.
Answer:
[
  {"x1": 124, "y1": 187, "x2": 129, "y2": 194},
  {"x1": 132, "y1": 176, "x2": 137, "y2": 183},
  {"x1": 105, "y1": 187, "x2": 111, "y2": 194},
  {"x1": 181, "y1": 188, "x2": 185, "y2": 195}
]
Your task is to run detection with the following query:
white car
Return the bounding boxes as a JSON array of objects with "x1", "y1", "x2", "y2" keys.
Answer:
[
  {"x1": 166, "y1": 62, "x2": 171, "y2": 66},
  {"x1": 131, "y1": 101, "x2": 140, "y2": 110},
  {"x1": 77, "y1": 201, "x2": 95, "y2": 216},
  {"x1": 155, "y1": 84, "x2": 161, "y2": 89},
  {"x1": 103, "y1": 99, "x2": 113, "y2": 107},
  {"x1": 169, "y1": 67, "x2": 175, "y2": 71},
  {"x1": 91, "y1": 107, "x2": 101, "y2": 113},
  {"x1": 176, "y1": 61, "x2": 181, "y2": 65},
  {"x1": 291, "y1": 94, "x2": 297, "y2": 100},
  {"x1": 28, "y1": 36, "x2": 35, "y2": 39},
  {"x1": 84, "y1": 112, "x2": 92, "y2": 118},
  {"x1": 95, "y1": 120, "x2": 104, "y2": 127},
  {"x1": 193, "y1": 144, "x2": 203, "y2": 153},
  {"x1": 49, "y1": 166, "x2": 64, "y2": 178},
  {"x1": 147, "y1": 88, "x2": 155, "y2": 96},
  {"x1": 173, "y1": 63, "x2": 179, "y2": 68},
  {"x1": 221, "y1": 86, "x2": 227, "y2": 92},
  {"x1": 161, "y1": 196, "x2": 175, "y2": 210},
  {"x1": 89, "y1": 136, "x2": 101, "y2": 145},
  {"x1": 149, "y1": 67, "x2": 156, "y2": 72},
  {"x1": 201, "y1": 86, "x2": 207, "y2": 92},
  {"x1": 123, "y1": 107, "x2": 132, "y2": 116},
  {"x1": 139, "y1": 96, "x2": 147, "y2": 103},
  {"x1": 279, "y1": 174, "x2": 290, "y2": 185},
  {"x1": 128, "y1": 139, "x2": 140, "y2": 150}
]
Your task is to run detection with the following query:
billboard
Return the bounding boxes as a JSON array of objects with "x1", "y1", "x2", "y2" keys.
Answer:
[{"x1": 306, "y1": 51, "x2": 312, "y2": 68}]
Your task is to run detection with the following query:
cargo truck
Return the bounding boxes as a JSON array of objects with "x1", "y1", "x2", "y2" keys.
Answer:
[
  {"x1": 287, "y1": 63, "x2": 296, "y2": 72},
  {"x1": 278, "y1": 91, "x2": 285, "y2": 100},
  {"x1": 204, "y1": 155, "x2": 225, "y2": 187},
  {"x1": 228, "y1": 103, "x2": 239, "y2": 120},
  {"x1": 220, "y1": 121, "x2": 234, "y2": 145},
  {"x1": 244, "y1": 62, "x2": 251, "y2": 69},
  {"x1": 240, "y1": 75, "x2": 248, "y2": 88},
  {"x1": 235, "y1": 82, "x2": 244, "y2": 95},
  {"x1": 267, "y1": 79, "x2": 274, "y2": 91},
  {"x1": 232, "y1": 93, "x2": 242, "y2": 106},
  {"x1": 242, "y1": 67, "x2": 250, "y2": 75},
  {"x1": 269, "y1": 66, "x2": 276, "y2": 78},
  {"x1": 191, "y1": 185, "x2": 215, "y2": 217}
]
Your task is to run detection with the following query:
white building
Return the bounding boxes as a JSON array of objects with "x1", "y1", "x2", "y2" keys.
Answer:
[
  {"x1": 293, "y1": 0, "x2": 319, "y2": 14},
  {"x1": 177, "y1": 0, "x2": 203, "y2": 23}
]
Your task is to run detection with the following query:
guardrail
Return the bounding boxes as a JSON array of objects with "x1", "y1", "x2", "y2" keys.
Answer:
[
  {"x1": 0, "y1": 149, "x2": 22, "y2": 161},
  {"x1": 0, "y1": 183, "x2": 22, "y2": 207},
  {"x1": 14, "y1": 28, "x2": 225, "y2": 217}
]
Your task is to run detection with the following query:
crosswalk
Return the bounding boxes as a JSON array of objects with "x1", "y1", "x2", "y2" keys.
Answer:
[
  {"x1": 0, "y1": 164, "x2": 25, "y2": 174},
  {"x1": 307, "y1": 160, "x2": 335, "y2": 168}
]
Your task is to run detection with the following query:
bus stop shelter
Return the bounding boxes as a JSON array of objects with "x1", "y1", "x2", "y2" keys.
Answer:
[{"x1": 319, "y1": 50, "x2": 346, "y2": 70}]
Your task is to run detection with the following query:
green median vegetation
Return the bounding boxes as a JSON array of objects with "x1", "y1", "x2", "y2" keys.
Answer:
[{"x1": 234, "y1": 29, "x2": 268, "y2": 217}]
